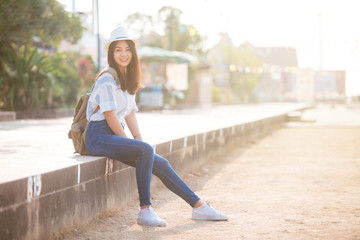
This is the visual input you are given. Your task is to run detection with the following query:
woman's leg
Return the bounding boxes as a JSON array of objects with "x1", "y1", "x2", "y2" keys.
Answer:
[
  {"x1": 149, "y1": 154, "x2": 228, "y2": 221},
  {"x1": 86, "y1": 122, "x2": 155, "y2": 206},
  {"x1": 86, "y1": 121, "x2": 227, "y2": 224},
  {"x1": 105, "y1": 138, "x2": 155, "y2": 207},
  {"x1": 107, "y1": 151, "x2": 201, "y2": 207},
  {"x1": 151, "y1": 154, "x2": 200, "y2": 207}
]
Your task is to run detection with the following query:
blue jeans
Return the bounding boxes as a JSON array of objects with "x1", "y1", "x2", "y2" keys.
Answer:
[{"x1": 86, "y1": 120, "x2": 200, "y2": 207}]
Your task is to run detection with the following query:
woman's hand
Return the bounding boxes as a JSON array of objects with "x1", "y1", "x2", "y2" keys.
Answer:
[{"x1": 134, "y1": 134, "x2": 143, "y2": 141}]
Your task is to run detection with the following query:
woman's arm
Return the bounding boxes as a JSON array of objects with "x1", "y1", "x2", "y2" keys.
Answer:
[
  {"x1": 104, "y1": 110, "x2": 128, "y2": 138},
  {"x1": 125, "y1": 110, "x2": 143, "y2": 141}
]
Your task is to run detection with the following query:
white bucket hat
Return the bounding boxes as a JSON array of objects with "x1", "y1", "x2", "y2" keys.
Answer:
[{"x1": 104, "y1": 26, "x2": 137, "y2": 51}]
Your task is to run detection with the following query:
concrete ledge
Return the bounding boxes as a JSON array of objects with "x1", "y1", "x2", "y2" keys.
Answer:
[
  {"x1": 0, "y1": 111, "x2": 16, "y2": 121},
  {"x1": 0, "y1": 113, "x2": 288, "y2": 239},
  {"x1": 15, "y1": 109, "x2": 73, "y2": 119}
]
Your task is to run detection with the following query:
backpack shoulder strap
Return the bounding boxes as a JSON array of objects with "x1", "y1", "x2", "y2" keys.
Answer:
[{"x1": 97, "y1": 66, "x2": 119, "y2": 82}]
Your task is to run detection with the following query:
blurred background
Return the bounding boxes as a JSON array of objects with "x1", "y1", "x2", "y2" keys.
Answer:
[{"x1": 1, "y1": 0, "x2": 359, "y2": 114}]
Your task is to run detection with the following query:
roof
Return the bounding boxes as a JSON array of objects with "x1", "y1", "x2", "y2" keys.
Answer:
[
  {"x1": 256, "y1": 47, "x2": 298, "y2": 67},
  {"x1": 137, "y1": 46, "x2": 190, "y2": 63}
]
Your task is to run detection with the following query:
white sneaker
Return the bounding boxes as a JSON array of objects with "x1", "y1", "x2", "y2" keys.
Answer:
[
  {"x1": 192, "y1": 203, "x2": 228, "y2": 221},
  {"x1": 137, "y1": 206, "x2": 167, "y2": 227}
]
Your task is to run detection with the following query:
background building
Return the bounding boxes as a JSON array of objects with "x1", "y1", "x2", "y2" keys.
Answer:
[{"x1": 254, "y1": 47, "x2": 298, "y2": 101}]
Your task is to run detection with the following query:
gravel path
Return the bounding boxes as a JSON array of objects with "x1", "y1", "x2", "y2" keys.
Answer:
[{"x1": 57, "y1": 124, "x2": 360, "y2": 240}]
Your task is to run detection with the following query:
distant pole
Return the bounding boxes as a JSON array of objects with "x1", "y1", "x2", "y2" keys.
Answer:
[
  {"x1": 168, "y1": 11, "x2": 173, "y2": 51},
  {"x1": 92, "y1": 0, "x2": 95, "y2": 34},
  {"x1": 318, "y1": 13, "x2": 323, "y2": 71},
  {"x1": 95, "y1": 0, "x2": 101, "y2": 71},
  {"x1": 228, "y1": 34, "x2": 232, "y2": 88},
  {"x1": 72, "y1": 0, "x2": 76, "y2": 13}
]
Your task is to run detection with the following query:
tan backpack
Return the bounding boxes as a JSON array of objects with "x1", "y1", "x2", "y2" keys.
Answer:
[{"x1": 68, "y1": 67, "x2": 118, "y2": 155}]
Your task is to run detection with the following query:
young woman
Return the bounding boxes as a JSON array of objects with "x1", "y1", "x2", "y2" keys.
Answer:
[{"x1": 85, "y1": 26, "x2": 228, "y2": 227}]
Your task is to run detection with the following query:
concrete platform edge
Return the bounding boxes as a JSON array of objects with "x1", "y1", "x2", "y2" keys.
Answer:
[
  {"x1": 0, "y1": 111, "x2": 16, "y2": 121},
  {"x1": 0, "y1": 113, "x2": 290, "y2": 240}
]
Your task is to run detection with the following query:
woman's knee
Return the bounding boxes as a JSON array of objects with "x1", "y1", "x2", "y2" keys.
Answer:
[
  {"x1": 137, "y1": 141, "x2": 154, "y2": 157},
  {"x1": 153, "y1": 154, "x2": 172, "y2": 170}
]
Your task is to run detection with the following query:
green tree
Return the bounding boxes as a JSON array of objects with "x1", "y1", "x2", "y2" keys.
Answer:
[
  {"x1": 123, "y1": 12, "x2": 155, "y2": 39},
  {"x1": 123, "y1": 12, "x2": 163, "y2": 48},
  {"x1": 157, "y1": 6, "x2": 182, "y2": 51},
  {"x1": 0, "y1": 0, "x2": 83, "y2": 51},
  {"x1": 0, "y1": 46, "x2": 54, "y2": 110},
  {"x1": 208, "y1": 36, "x2": 264, "y2": 103},
  {"x1": 0, "y1": 0, "x2": 85, "y2": 110},
  {"x1": 49, "y1": 52, "x2": 83, "y2": 108},
  {"x1": 158, "y1": 6, "x2": 206, "y2": 55},
  {"x1": 123, "y1": 6, "x2": 206, "y2": 55},
  {"x1": 230, "y1": 44, "x2": 264, "y2": 102}
]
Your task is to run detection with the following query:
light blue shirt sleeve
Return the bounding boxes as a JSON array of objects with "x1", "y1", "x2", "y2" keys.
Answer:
[
  {"x1": 88, "y1": 75, "x2": 117, "y2": 116},
  {"x1": 98, "y1": 83, "x2": 117, "y2": 113}
]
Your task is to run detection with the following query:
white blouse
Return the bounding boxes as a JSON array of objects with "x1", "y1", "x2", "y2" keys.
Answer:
[{"x1": 86, "y1": 73, "x2": 138, "y2": 127}]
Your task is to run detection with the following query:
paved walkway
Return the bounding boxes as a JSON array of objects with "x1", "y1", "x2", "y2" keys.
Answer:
[
  {"x1": 56, "y1": 104, "x2": 360, "y2": 240},
  {"x1": 0, "y1": 103, "x2": 309, "y2": 183}
]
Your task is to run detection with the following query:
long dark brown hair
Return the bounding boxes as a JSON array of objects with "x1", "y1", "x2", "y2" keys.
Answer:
[{"x1": 107, "y1": 40, "x2": 143, "y2": 94}]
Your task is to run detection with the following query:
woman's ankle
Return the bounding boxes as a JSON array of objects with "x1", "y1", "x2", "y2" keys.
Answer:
[
  {"x1": 140, "y1": 205, "x2": 151, "y2": 209},
  {"x1": 193, "y1": 200, "x2": 204, "y2": 208}
]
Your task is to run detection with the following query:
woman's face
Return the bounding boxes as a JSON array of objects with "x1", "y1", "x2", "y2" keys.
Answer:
[{"x1": 113, "y1": 40, "x2": 132, "y2": 72}]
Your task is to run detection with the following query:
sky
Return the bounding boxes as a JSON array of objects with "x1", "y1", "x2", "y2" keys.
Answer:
[{"x1": 59, "y1": 0, "x2": 360, "y2": 95}]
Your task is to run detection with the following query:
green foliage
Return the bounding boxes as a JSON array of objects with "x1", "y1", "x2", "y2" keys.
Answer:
[
  {"x1": 231, "y1": 73, "x2": 260, "y2": 103},
  {"x1": 48, "y1": 52, "x2": 82, "y2": 108},
  {"x1": 0, "y1": 46, "x2": 53, "y2": 110},
  {"x1": 78, "y1": 54, "x2": 96, "y2": 90},
  {"x1": 0, "y1": 0, "x2": 84, "y2": 49},
  {"x1": 0, "y1": 0, "x2": 85, "y2": 110},
  {"x1": 208, "y1": 39, "x2": 264, "y2": 103},
  {"x1": 123, "y1": 12, "x2": 155, "y2": 38},
  {"x1": 123, "y1": 12, "x2": 164, "y2": 49},
  {"x1": 123, "y1": 6, "x2": 206, "y2": 56},
  {"x1": 0, "y1": 49, "x2": 86, "y2": 110},
  {"x1": 230, "y1": 47, "x2": 264, "y2": 102},
  {"x1": 212, "y1": 85, "x2": 221, "y2": 103},
  {"x1": 159, "y1": 6, "x2": 206, "y2": 55}
]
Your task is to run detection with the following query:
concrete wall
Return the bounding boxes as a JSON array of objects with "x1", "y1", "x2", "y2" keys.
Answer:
[
  {"x1": 15, "y1": 109, "x2": 74, "y2": 120},
  {"x1": 0, "y1": 115, "x2": 285, "y2": 240},
  {"x1": 0, "y1": 112, "x2": 16, "y2": 121}
]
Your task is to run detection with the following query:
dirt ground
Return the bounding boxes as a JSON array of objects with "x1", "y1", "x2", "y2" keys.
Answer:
[{"x1": 57, "y1": 125, "x2": 360, "y2": 240}]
